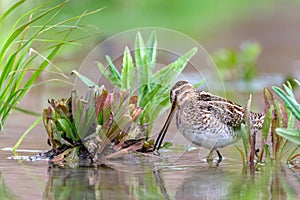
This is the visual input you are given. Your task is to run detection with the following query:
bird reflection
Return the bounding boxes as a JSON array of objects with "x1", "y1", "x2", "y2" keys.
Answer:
[{"x1": 175, "y1": 167, "x2": 237, "y2": 200}]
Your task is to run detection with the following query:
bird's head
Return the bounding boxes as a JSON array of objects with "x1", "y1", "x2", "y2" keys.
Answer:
[
  {"x1": 153, "y1": 80, "x2": 195, "y2": 151},
  {"x1": 170, "y1": 80, "x2": 195, "y2": 107}
]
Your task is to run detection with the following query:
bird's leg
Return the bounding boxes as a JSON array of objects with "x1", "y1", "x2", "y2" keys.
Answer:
[
  {"x1": 207, "y1": 150, "x2": 214, "y2": 161},
  {"x1": 216, "y1": 149, "x2": 223, "y2": 161}
]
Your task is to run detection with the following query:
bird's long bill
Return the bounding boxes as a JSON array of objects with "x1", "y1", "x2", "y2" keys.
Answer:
[{"x1": 153, "y1": 100, "x2": 177, "y2": 151}]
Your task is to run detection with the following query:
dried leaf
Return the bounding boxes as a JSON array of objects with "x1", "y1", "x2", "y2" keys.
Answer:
[{"x1": 104, "y1": 142, "x2": 144, "y2": 159}]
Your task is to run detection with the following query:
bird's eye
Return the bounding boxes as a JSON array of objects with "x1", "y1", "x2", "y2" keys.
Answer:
[{"x1": 175, "y1": 90, "x2": 179, "y2": 95}]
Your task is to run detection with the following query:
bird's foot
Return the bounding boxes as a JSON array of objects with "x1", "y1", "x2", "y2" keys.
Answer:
[
  {"x1": 205, "y1": 149, "x2": 224, "y2": 163},
  {"x1": 216, "y1": 149, "x2": 224, "y2": 162}
]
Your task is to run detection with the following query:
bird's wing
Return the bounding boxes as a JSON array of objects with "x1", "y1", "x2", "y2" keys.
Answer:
[
  {"x1": 204, "y1": 100, "x2": 245, "y2": 127},
  {"x1": 197, "y1": 91, "x2": 230, "y2": 102}
]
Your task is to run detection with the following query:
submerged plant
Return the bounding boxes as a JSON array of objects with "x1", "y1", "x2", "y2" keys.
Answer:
[
  {"x1": 42, "y1": 85, "x2": 150, "y2": 167},
  {"x1": 0, "y1": 1, "x2": 100, "y2": 130}
]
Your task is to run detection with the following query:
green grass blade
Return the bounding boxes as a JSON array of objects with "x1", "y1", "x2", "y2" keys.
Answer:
[
  {"x1": 276, "y1": 128, "x2": 300, "y2": 145},
  {"x1": 1, "y1": 1, "x2": 100, "y2": 131},
  {"x1": 72, "y1": 89, "x2": 96, "y2": 138},
  {"x1": 259, "y1": 105, "x2": 273, "y2": 162},
  {"x1": 286, "y1": 108, "x2": 295, "y2": 129},
  {"x1": 274, "y1": 98, "x2": 287, "y2": 125},
  {"x1": 97, "y1": 61, "x2": 121, "y2": 88},
  {"x1": 21, "y1": 17, "x2": 79, "y2": 90},
  {"x1": 146, "y1": 31, "x2": 157, "y2": 68},
  {"x1": 121, "y1": 46, "x2": 134, "y2": 90},
  {"x1": 10, "y1": 0, "x2": 53, "y2": 31},
  {"x1": 272, "y1": 86, "x2": 300, "y2": 121},
  {"x1": 193, "y1": 79, "x2": 206, "y2": 89},
  {"x1": 263, "y1": 88, "x2": 274, "y2": 113},
  {"x1": 12, "y1": 116, "x2": 42, "y2": 151},
  {"x1": 135, "y1": 32, "x2": 150, "y2": 95},
  {"x1": 0, "y1": 1, "x2": 65, "y2": 61},
  {"x1": 245, "y1": 94, "x2": 254, "y2": 162},
  {"x1": 240, "y1": 124, "x2": 249, "y2": 161},
  {"x1": 235, "y1": 145, "x2": 245, "y2": 164},
  {"x1": 38, "y1": 7, "x2": 104, "y2": 35},
  {"x1": 0, "y1": 0, "x2": 25, "y2": 25},
  {"x1": 153, "y1": 47, "x2": 198, "y2": 86},
  {"x1": 0, "y1": 7, "x2": 60, "y2": 88},
  {"x1": 106, "y1": 55, "x2": 121, "y2": 81},
  {"x1": 295, "y1": 79, "x2": 300, "y2": 87},
  {"x1": 262, "y1": 105, "x2": 274, "y2": 139},
  {"x1": 0, "y1": 8, "x2": 60, "y2": 88},
  {"x1": 283, "y1": 82, "x2": 295, "y2": 98},
  {"x1": 287, "y1": 145, "x2": 300, "y2": 161},
  {"x1": 57, "y1": 118, "x2": 77, "y2": 141},
  {"x1": 8, "y1": 44, "x2": 65, "y2": 118},
  {"x1": 135, "y1": 31, "x2": 146, "y2": 69},
  {"x1": 71, "y1": 70, "x2": 98, "y2": 88},
  {"x1": 4, "y1": 104, "x2": 40, "y2": 117},
  {"x1": 0, "y1": 44, "x2": 32, "y2": 99}
]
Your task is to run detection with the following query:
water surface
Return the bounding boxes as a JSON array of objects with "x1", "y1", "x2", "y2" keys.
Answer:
[{"x1": 1, "y1": 133, "x2": 300, "y2": 200}]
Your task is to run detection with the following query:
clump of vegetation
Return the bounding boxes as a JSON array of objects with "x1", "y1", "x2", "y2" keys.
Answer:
[
  {"x1": 0, "y1": 0, "x2": 100, "y2": 130},
  {"x1": 42, "y1": 85, "x2": 150, "y2": 167},
  {"x1": 213, "y1": 42, "x2": 261, "y2": 81},
  {"x1": 273, "y1": 80, "x2": 300, "y2": 161},
  {"x1": 41, "y1": 32, "x2": 197, "y2": 167},
  {"x1": 97, "y1": 32, "x2": 197, "y2": 134},
  {"x1": 238, "y1": 79, "x2": 300, "y2": 164}
]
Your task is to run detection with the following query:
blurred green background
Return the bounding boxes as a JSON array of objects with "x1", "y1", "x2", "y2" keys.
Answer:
[
  {"x1": 0, "y1": 0, "x2": 272, "y2": 59},
  {"x1": 2, "y1": 0, "x2": 299, "y2": 75},
  {"x1": 1, "y1": 0, "x2": 300, "y2": 96}
]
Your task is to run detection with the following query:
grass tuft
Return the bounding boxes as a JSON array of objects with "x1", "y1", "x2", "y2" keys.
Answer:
[{"x1": 0, "y1": 1, "x2": 101, "y2": 130}]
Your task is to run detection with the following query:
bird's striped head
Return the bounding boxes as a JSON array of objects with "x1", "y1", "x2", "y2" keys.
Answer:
[
  {"x1": 153, "y1": 80, "x2": 195, "y2": 151},
  {"x1": 170, "y1": 81, "x2": 195, "y2": 107}
]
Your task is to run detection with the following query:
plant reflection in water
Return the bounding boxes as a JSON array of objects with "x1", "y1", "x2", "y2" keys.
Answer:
[{"x1": 43, "y1": 153, "x2": 299, "y2": 200}]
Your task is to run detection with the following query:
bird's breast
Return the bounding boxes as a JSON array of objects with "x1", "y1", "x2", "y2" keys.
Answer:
[{"x1": 175, "y1": 103, "x2": 241, "y2": 150}]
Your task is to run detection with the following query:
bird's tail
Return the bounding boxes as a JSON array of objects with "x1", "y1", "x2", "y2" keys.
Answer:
[{"x1": 250, "y1": 112, "x2": 265, "y2": 130}]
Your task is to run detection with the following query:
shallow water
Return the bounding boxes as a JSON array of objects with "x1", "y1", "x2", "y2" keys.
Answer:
[
  {"x1": 1, "y1": 133, "x2": 300, "y2": 199},
  {"x1": 1, "y1": 74, "x2": 300, "y2": 199}
]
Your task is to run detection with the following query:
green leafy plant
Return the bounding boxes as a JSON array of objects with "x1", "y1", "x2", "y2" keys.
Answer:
[
  {"x1": 42, "y1": 85, "x2": 150, "y2": 167},
  {"x1": 40, "y1": 32, "x2": 198, "y2": 166},
  {"x1": 272, "y1": 80, "x2": 300, "y2": 161},
  {"x1": 239, "y1": 81, "x2": 300, "y2": 163},
  {"x1": 96, "y1": 31, "x2": 197, "y2": 134},
  {"x1": 0, "y1": 0, "x2": 100, "y2": 130},
  {"x1": 213, "y1": 42, "x2": 261, "y2": 81},
  {"x1": 272, "y1": 80, "x2": 300, "y2": 121}
]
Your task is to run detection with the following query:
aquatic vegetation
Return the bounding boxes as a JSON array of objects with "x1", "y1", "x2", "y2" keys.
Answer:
[
  {"x1": 0, "y1": 0, "x2": 100, "y2": 130},
  {"x1": 273, "y1": 80, "x2": 300, "y2": 161},
  {"x1": 96, "y1": 32, "x2": 198, "y2": 135},
  {"x1": 239, "y1": 80, "x2": 300, "y2": 163},
  {"x1": 40, "y1": 32, "x2": 197, "y2": 166},
  {"x1": 42, "y1": 86, "x2": 151, "y2": 167}
]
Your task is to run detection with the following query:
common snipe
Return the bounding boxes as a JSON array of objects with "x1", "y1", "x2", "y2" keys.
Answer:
[{"x1": 153, "y1": 80, "x2": 265, "y2": 161}]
